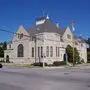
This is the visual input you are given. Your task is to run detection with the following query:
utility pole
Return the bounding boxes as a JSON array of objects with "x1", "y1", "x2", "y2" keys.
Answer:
[
  {"x1": 72, "y1": 20, "x2": 75, "y2": 66},
  {"x1": 73, "y1": 39, "x2": 75, "y2": 66}
]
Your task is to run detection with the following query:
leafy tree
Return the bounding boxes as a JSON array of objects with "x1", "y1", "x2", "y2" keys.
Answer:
[
  {"x1": 87, "y1": 48, "x2": 90, "y2": 63},
  {"x1": 86, "y1": 38, "x2": 90, "y2": 48},
  {"x1": 0, "y1": 47, "x2": 4, "y2": 57},
  {"x1": 0, "y1": 42, "x2": 7, "y2": 57},
  {"x1": 66, "y1": 45, "x2": 73, "y2": 62},
  {"x1": 3, "y1": 42, "x2": 7, "y2": 50},
  {"x1": 85, "y1": 38, "x2": 90, "y2": 63},
  {"x1": 66, "y1": 45, "x2": 80, "y2": 64}
]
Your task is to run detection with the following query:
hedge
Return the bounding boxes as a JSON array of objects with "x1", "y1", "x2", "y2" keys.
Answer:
[
  {"x1": 32, "y1": 62, "x2": 47, "y2": 67},
  {"x1": 53, "y1": 61, "x2": 66, "y2": 66}
]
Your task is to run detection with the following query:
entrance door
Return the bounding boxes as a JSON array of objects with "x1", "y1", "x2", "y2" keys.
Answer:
[
  {"x1": 63, "y1": 54, "x2": 66, "y2": 62},
  {"x1": 6, "y1": 55, "x2": 9, "y2": 63}
]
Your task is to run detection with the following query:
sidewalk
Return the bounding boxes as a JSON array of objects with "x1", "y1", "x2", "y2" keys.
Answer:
[
  {"x1": 1, "y1": 63, "x2": 90, "y2": 69},
  {"x1": 44, "y1": 63, "x2": 90, "y2": 69}
]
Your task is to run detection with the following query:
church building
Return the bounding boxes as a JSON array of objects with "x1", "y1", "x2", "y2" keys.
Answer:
[{"x1": 4, "y1": 16, "x2": 87, "y2": 64}]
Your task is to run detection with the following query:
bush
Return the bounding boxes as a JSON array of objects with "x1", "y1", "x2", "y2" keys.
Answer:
[
  {"x1": 47, "y1": 64, "x2": 53, "y2": 67},
  {"x1": 81, "y1": 59, "x2": 85, "y2": 63},
  {"x1": 32, "y1": 62, "x2": 47, "y2": 67},
  {"x1": 53, "y1": 61, "x2": 66, "y2": 66},
  {"x1": 0, "y1": 59, "x2": 5, "y2": 63},
  {"x1": 87, "y1": 60, "x2": 90, "y2": 63},
  {"x1": 77, "y1": 61, "x2": 81, "y2": 64},
  {"x1": 6, "y1": 60, "x2": 10, "y2": 63},
  {"x1": 0, "y1": 63, "x2": 3, "y2": 68}
]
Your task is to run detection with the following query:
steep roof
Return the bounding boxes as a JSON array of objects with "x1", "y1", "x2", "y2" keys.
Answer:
[
  {"x1": 78, "y1": 36, "x2": 85, "y2": 43},
  {"x1": 25, "y1": 16, "x2": 86, "y2": 44},
  {"x1": 28, "y1": 19, "x2": 62, "y2": 36},
  {"x1": 74, "y1": 35, "x2": 85, "y2": 43}
]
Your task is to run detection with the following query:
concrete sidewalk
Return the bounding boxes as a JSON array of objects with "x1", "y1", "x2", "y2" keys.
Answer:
[{"x1": 1, "y1": 63, "x2": 90, "y2": 70}]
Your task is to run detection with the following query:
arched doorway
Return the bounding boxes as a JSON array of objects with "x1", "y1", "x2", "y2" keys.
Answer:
[
  {"x1": 63, "y1": 53, "x2": 68, "y2": 63},
  {"x1": 63, "y1": 54, "x2": 66, "y2": 62},
  {"x1": 6, "y1": 55, "x2": 9, "y2": 63}
]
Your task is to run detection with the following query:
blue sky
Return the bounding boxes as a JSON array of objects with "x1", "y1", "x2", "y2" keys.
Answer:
[{"x1": 0, "y1": 0, "x2": 90, "y2": 42}]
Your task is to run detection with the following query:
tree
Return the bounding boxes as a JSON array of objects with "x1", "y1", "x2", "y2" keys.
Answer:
[
  {"x1": 3, "y1": 42, "x2": 7, "y2": 50},
  {"x1": 0, "y1": 42, "x2": 7, "y2": 57},
  {"x1": 85, "y1": 38, "x2": 90, "y2": 48},
  {"x1": 87, "y1": 48, "x2": 90, "y2": 63},
  {"x1": 0, "y1": 47, "x2": 4, "y2": 57},
  {"x1": 85, "y1": 38, "x2": 90, "y2": 63},
  {"x1": 66, "y1": 45, "x2": 80, "y2": 64}
]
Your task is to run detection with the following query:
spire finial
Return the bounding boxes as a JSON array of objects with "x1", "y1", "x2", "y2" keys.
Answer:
[{"x1": 46, "y1": 14, "x2": 49, "y2": 19}]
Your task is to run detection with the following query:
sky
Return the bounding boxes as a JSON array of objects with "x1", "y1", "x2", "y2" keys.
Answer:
[{"x1": 0, "y1": 0, "x2": 90, "y2": 42}]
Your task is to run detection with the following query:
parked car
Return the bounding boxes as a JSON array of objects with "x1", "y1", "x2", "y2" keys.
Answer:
[{"x1": 0, "y1": 63, "x2": 3, "y2": 68}]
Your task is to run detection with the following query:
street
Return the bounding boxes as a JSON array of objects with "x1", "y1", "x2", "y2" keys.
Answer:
[{"x1": 0, "y1": 67, "x2": 90, "y2": 90}]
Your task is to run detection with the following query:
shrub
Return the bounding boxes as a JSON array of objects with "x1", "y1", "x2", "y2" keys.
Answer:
[
  {"x1": 81, "y1": 59, "x2": 85, "y2": 63},
  {"x1": 47, "y1": 64, "x2": 53, "y2": 67},
  {"x1": 6, "y1": 60, "x2": 10, "y2": 63},
  {"x1": 77, "y1": 61, "x2": 81, "y2": 64},
  {"x1": 53, "y1": 61, "x2": 66, "y2": 66},
  {"x1": 87, "y1": 60, "x2": 90, "y2": 63},
  {"x1": 32, "y1": 62, "x2": 47, "y2": 67},
  {"x1": 0, "y1": 59, "x2": 5, "y2": 63}
]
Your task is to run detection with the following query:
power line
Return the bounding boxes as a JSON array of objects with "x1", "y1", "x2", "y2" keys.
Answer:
[
  {"x1": 0, "y1": 28, "x2": 14, "y2": 34},
  {"x1": 0, "y1": 28, "x2": 31, "y2": 37},
  {"x1": 0, "y1": 28, "x2": 86, "y2": 44}
]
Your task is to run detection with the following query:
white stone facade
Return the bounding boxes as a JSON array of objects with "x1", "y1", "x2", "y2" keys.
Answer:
[{"x1": 4, "y1": 17, "x2": 87, "y2": 64}]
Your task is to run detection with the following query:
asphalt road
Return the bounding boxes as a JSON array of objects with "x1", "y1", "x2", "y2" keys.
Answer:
[{"x1": 0, "y1": 67, "x2": 90, "y2": 90}]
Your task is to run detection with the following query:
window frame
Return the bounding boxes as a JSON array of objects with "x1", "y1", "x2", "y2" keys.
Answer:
[
  {"x1": 50, "y1": 46, "x2": 53, "y2": 57},
  {"x1": 32, "y1": 47, "x2": 34, "y2": 57},
  {"x1": 17, "y1": 44, "x2": 24, "y2": 57},
  {"x1": 46, "y1": 46, "x2": 49, "y2": 57}
]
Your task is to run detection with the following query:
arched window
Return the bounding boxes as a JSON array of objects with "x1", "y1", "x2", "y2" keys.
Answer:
[{"x1": 17, "y1": 44, "x2": 24, "y2": 57}]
